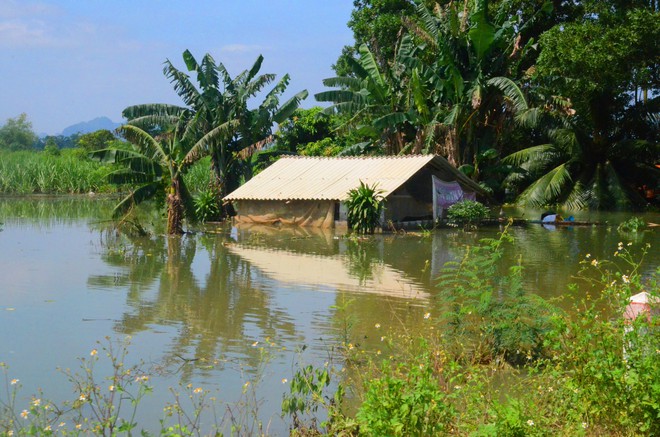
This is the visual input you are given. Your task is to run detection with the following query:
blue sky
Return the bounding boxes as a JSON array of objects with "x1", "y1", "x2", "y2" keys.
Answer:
[{"x1": 0, "y1": 1, "x2": 354, "y2": 135}]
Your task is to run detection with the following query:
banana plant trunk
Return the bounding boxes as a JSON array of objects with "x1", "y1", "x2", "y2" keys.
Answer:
[
  {"x1": 210, "y1": 150, "x2": 232, "y2": 220},
  {"x1": 166, "y1": 178, "x2": 185, "y2": 235}
]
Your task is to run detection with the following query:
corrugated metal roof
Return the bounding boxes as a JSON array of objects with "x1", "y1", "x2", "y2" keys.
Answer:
[{"x1": 224, "y1": 155, "x2": 479, "y2": 201}]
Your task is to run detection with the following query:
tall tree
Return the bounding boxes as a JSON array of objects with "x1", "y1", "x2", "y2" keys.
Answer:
[
  {"x1": 0, "y1": 113, "x2": 38, "y2": 151},
  {"x1": 505, "y1": 1, "x2": 660, "y2": 209},
  {"x1": 123, "y1": 50, "x2": 307, "y2": 214}
]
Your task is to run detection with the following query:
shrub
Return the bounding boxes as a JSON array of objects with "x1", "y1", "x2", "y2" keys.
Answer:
[
  {"x1": 356, "y1": 349, "x2": 453, "y2": 436},
  {"x1": 436, "y1": 227, "x2": 558, "y2": 365},
  {"x1": 346, "y1": 181, "x2": 384, "y2": 234},
  {"x1": 193, "y1": 188, "x2": 220, "y2": 222},
  {"x1": 617, "y1": 216, "x2": 646, "y2": 233},
  {"x1": 446, "y1": 200, "x2": 489, "y2": 228}
]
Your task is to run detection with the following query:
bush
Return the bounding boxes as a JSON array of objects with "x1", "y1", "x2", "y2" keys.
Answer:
[
  {"x1": 446, "y1": 200, "x2": 489, "y2": 228},
  {"x1": 356, "y1": 347, "x2": 453, "y2": 436},
  {"x1": 617, "y1": 216, "x2": 646, "y2": 233},
  {"x1": 346, "y1": 181, "x2": 384, "y2": 234},
  {"x1": 194, "y1": 188, "x2": 221, "y2": 222}
]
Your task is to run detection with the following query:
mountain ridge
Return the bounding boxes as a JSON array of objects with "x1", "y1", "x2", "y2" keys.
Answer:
[{"x1": 61, "y1": 116, "x2": 121, "y2": 136}]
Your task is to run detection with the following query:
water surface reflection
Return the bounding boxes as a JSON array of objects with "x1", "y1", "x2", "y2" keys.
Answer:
[{"x1": 0, "y1": 198, "x2": 657, "y2": 433}]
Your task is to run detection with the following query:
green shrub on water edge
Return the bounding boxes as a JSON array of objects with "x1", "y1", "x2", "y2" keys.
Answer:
[{"x1": 446, "y1": 200, "x2": 490, "y2": 229}]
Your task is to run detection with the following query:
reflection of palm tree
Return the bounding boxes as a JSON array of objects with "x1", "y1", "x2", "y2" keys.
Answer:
[{"x1": 91, "y1": 233, "x2": 298, "y2": 380}]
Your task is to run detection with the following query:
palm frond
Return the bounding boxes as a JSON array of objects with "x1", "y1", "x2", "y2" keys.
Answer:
[
  {"x1": 372, "y1": 112, "x2": 408, "y2": 130},
  {"x1": 112, "y1": 182, "x2": 161, "y2": 218},
  {"x1": 517, "y1": 163, "x2": 571, "y2": 207},
  {"x1": 487, "y1": 77, "x2": 528, "y2": 112},
  {"x1": 236, "y1": 135, "x2": 275, "y2": 160},
  {"x1": 514, "y1": 107, "x2": 543, "y2": 129},
  {"x1": 322, "y1": 76, "x2": 362, "y2": 90},
  {"x1": 183, "y1": 119, "x2": 239, "y2": 165},
  {"x1": 503, "y1": 144, "x2": 555, "y2": 166},
  {"x1": 118, "y1": 125, "x2": 170, "y2": 167},
  {"x1": 246, "y1": 55, "x2": 265, "y2": 82},
  {"x1": 163, "y1": 60, "x2": 201, "y2": 108},
  {"x1": 358, "y1": 44, "x2": 387, "y2": 100},
  {"x1": 273, "y1": 90, "x2": 309, "y2": 124},
  {"x1": 122, "y1": 104, "x2": 188, "y2": 121}
]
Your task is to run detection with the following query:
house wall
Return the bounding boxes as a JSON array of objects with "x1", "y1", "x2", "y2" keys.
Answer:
[{"x1": 232, "y1": 200, "x2": 335, "y2": 228}]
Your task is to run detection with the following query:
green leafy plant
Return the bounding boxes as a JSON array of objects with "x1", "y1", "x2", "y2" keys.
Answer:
[
  {"x1": 193, "y1": 188, "x2": 220, "y2": 222},
  {"x1": 345, "y1": 181, "x2": 384, "y2": 234},
  {"x1": 446, "y1": 200, "x2": 490, "y2": 229},
  {"x1": 355, "y1": 344, "x2": 453, "y2": 436},
  {"x1": 617, "y1": 216, "x2": 646, "y2": 233},
  {"x1": 436, "y1": 226, "x2": 558, "y2": 365}
]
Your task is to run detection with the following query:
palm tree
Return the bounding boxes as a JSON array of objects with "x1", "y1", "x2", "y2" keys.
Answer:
[
  {"x1": 108, "y1": 114, "x2": 235, "y2": 234},
  {"x1": 315, "y1": 43, "x2": 412, "y2": 155},
  {"x1": 123, "y1": 51, "x2": 307, "y2": 212},
  {"x1": 504, "y1": 102, "x2": 659, "y2": 209}
]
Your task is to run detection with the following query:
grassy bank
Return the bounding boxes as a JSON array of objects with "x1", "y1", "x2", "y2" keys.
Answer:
[
  {"x1": 0, "y1": 150, "x2": 211, "y2": 197},
  {"x1": 0, "y1": 150, "x2": 115, "y2": 194}
]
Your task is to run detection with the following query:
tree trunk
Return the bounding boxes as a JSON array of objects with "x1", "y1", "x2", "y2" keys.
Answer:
[
  {"x1": 166, "y1": 180, "x2": 184, "y2": 235},
  {"x1": 209, "y1": 151, "x2": 231, "y2": 220}
]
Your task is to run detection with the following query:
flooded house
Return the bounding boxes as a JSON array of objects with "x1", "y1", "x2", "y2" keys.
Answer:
[{"x1": 223, "y1": 155, "x2": 487, "y2": 229}]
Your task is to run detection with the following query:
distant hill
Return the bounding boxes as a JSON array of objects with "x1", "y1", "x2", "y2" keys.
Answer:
[{"x1": 61, "y1": 117, "x2": 121, "y2": 136}]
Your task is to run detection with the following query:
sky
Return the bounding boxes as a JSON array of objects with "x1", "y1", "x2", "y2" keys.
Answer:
[{"x1": 0, "y1": 1, "x2": 355, "y2": 135}]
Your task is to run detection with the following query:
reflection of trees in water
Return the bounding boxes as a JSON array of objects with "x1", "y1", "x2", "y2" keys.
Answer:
[
  {"x1": 90, "y1": 231, "x2": 298, "y2": 381},
  {"x1": 342, "y1": 239, "x2": 383, "y2": 285}
]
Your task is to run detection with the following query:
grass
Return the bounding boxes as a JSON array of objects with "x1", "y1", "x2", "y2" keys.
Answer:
[
  {"x1": 0, "y1": 149, "x2": 117, "y2": 194},
  {"x1": 0, "y1": 150, "x2": 212, "y2": 198}
]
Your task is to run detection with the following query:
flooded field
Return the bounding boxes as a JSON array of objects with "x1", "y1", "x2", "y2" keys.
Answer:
[{"x1": 0, "y1": 197, "x2": 658, "y2": 433}]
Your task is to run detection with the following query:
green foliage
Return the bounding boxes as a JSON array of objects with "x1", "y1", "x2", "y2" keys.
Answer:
[
  {"x1": 275, "y1": 107, "x2": 333, "y2": 153},
  {"x1": 0, "y1": 113, "x2": 38, "y2": 151},
  {"x1": 356, "y1": 348, "x2": 453, "y2": 436},
  {"x1": 476, "y1": 398, "x2": 542, "y2": 437},
  {"x1": 446, "y1": 200, "x2": 490, "y2": 228},
  {"x1": 281, "y1": 364, "x2": 332, "y2": 424},
  {"x1": 617, "y1": 216, "x2": 647, "y2": 233},
  {"x1": 0, "y1": 149, "x2": 117, "y2": 194},
  {"x1": 193, "y1": 188, "x2": 220, "y2": 222},
  {"x1": 76, "y1": 129, "x2": 117, "y2": 152},
  {"x1": 345, "y1": 181, "x2": 385, "y2": 234},
  {"x1": 437, "y1": 227, "x2": 558, "y2": 365},
  {"x1": 42, "y1": 139, "x2": 60, "y2": 156},
  {"x1": 535, "y1": 243, "x2": 660, "y2": 434}
]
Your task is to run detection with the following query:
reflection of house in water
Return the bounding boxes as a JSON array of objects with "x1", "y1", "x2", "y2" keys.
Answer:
[{"x1": 227, "y1": 244, "x2": 429, "y2": 301}]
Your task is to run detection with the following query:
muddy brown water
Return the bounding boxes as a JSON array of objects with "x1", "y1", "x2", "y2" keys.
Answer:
[{"x1": 0, "y1": 197, "x2": 657, "y2": 433}]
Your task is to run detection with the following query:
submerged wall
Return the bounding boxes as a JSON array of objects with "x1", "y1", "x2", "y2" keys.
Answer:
[{"x1": 232, "y1": 199, "x2": 335, "y2": 228}]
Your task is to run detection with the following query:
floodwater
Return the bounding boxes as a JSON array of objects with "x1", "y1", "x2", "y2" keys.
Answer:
[{"x1": 0, "y1": 197, "x2": 658, "y2": 434}]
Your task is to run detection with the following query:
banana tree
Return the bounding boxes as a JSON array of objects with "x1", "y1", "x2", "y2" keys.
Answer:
[
  {"x1": 402, "y1": 0, "x2": 547, "y2": 168},
  {"x1": 315, "y1": 43, "x2": 412, "y2": 155},
  {"x1": 123, "y1": 51, "x2": 307, "y2": 216},
  {"x1": 107, "y1": 115, "x2": 236, "y2": 234}
]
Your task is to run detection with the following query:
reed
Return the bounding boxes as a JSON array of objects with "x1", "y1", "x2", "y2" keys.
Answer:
[{"x1": 0, "y1": 149, "x2": 117, "y2": 194}]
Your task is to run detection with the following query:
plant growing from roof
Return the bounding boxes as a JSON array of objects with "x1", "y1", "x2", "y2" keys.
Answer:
[{"x1": 346, "y1": 181, "x2": 385, "y2": 234}]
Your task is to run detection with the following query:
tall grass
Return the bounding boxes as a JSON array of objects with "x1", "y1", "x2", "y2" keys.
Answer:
[{"x1": 0, "y1": 149, "x2": 117, "y2": 194}]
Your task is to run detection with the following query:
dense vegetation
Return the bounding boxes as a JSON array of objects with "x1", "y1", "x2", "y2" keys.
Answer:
[{"x1": 1, "y1": 0, "x2": 658, "y2": 219}]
